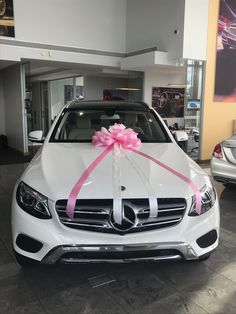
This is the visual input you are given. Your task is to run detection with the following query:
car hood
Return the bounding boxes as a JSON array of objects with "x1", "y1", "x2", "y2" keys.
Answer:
[{"x1": 21, "y1": 142, "x2": 208, "y2": 202}]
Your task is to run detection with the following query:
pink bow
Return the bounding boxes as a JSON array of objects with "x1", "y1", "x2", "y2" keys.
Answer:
[{"x1": 92, "y1": 123, "x2": 141, "y2": 149}]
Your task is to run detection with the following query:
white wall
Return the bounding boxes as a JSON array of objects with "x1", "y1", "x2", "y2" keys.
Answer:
[
  {"x1": 3, "y1": 64, "x2": 25, "y2": 152},
  {"x1": 84, "y1": 77, "x2": 128, "y2": 100},
  {"x1": 0, "y1": 75, "x2": 6, "y2": 135},
  {"x1": 144, "y1": 68, "x2": 186, "y2": 127},
  {"x1": 183, "y1": 0, "x2": 210, "y2": 60},
  {"x1": 14, "y1": 0, "x2": 127, "y2": 53},
  {"x1": 126, "y1": 0, "x2": 185, "y2": 57}
]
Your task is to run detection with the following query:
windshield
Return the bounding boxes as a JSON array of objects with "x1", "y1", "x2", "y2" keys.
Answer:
[{"x1": 50, "y1": 109, "x2": 171, "y2": 143}]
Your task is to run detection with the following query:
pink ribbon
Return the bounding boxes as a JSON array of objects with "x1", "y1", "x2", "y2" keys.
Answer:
[
  {"x1": 66, "y1": 144, "x2": 114, "y2": 219},
  {"x1": 131, "y1": 149, "x2": 201, "y2": 215},
  {"x1": 66, "y1": 124, "x2": 201, "y2": 219}
]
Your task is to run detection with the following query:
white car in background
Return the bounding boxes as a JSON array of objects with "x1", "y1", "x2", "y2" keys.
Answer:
[
  {"x1": 12, "y1": 101, "x2": 219, "y2": 266},
  {"x1": 211, "y1": 134, "x2": 236, "y2": 187}
]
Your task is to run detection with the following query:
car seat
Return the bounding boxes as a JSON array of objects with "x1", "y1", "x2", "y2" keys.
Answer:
[
  {"x1": 68, "y1": 115, "x2": 95, "y2": 140},
  {"x1": 124, "y1": 113, "x2": 144, "y2": 135}
]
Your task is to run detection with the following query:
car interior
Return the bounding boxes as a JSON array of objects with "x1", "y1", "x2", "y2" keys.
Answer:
[{"x1": 53, "y1": 110, "x2": 168, "y2": 143}]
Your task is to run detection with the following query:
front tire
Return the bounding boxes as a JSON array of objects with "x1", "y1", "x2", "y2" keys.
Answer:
[
  {"x1": 14, "y1": 251, "x2": 39, "y2": 267},
  {"x1": 197, "y1": 252, "x2": 211, "y2": 262},
  {"x1": 223, "y1": 183, "x2": 236, "y2": 189}
]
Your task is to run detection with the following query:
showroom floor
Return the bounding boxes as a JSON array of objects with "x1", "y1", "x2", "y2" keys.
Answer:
[{"x1": 0, "y1": 164, "x2": 236, "y2": 314}]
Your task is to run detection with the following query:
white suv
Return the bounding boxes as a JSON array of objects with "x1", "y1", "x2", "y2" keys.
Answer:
[{"x1": 12, "y1": 101, "x2": 220, "y2": 266}]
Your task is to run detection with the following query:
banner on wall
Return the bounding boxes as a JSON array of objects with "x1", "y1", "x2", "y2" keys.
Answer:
[
  {"x1": 64, "y1": 85, "x2": 84, "y2": 103},
  {"x1": 0, "y1": 0, "x2": 14, "y2": 37},
  {"x1": 152, "y1": 87, "x2": 185, "y2": 118},
  {"x1": 214, "y1": 0, "x2": 236, "y2": 102},
  {"x1": 103, "y1": 89, "x2": 128, "y2": 100}
]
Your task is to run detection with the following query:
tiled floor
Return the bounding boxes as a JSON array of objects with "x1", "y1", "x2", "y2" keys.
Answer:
[{"x1": 0, "y1": 163, "x2": 236, "y2": 314}]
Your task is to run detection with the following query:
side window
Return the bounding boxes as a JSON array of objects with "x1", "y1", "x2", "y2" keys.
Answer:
[{"x1": 137, "y1": 114, "x2": 152, "y2": 137}]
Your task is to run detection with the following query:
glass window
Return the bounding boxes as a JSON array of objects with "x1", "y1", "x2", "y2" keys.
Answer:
[{"x1": 50, "y1": 109, "x2": 170, "y2": 143}]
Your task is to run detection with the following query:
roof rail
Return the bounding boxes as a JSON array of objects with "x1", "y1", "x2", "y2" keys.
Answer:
[{"x1": 136, "y1": 101, "x2": 150, "y2": 109}]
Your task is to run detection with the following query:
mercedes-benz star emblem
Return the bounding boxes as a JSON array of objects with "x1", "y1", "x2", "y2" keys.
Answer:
[{"x1": 110, "y1": 201, "x2": 137, "y2": 233}]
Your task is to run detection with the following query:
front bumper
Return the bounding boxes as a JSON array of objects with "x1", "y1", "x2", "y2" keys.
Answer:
[
  {"x1": 12, "y1": 194, "x2": 220, "y2": 264},
  {"x1": 42, "y1": 242, "x2": 199, "y2": 264},
  {"x1": 211, "y1": 156, "x2": 236, "y2": 184}
]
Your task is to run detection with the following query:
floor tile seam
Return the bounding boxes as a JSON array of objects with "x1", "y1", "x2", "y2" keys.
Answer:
[
  {"x1": 143, "y1": 267, "x2": 188, "y2": 301},
  {"x1": 172, "y1": 286, "x2": 211, "y2": 314},
  {"x1": 205, "y1": 264, "x2": 236, "y2": 285},
  {"x1": 0, "y1": 260, "x2": 47, "y2": 313},
  {"x1": 94, "y1": 283, "x2": 130, "y2": 314},
  {"x1": 2, "y1": 237, "x2": 49, "y2": 313},
  {"x1": 220, "y1": 233, "x2": 236, "y2": 242},
  {"x1": 19, "y1": 270, "x2": 49, "y2": 314},
  {"x1": 145, "y1": 264, "x2": 219, "y2": 313},
  {"x1": 136, "y1": 270, "x2": 211, "y2": 314},
  {"x1": 35, "y1": 284, "x2": 128, "y2": 314}
]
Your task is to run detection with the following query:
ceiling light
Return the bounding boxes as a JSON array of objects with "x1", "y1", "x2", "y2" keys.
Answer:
[
  {"x1": 167, "y1": 84, "x2": 186, "y2": 87},
  {"x1": 115, "y1": 88, "x2": 141, "y2": 91}
]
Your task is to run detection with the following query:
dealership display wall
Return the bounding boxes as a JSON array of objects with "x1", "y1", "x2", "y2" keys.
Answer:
[
  {"x1": 144, "y1": 68, "x2": 186, "y2": 128},
  {"x1": 0, "y1": 0, "x2": 211, "y2": 157},
  {"x1": 201, "y1": 0, "x2": 236, "y2": 160},
  {"x1": 13, "y1": 0, "x2": 127, "y2": 53}
]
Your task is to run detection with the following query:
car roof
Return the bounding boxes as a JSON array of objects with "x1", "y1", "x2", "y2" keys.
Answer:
[{"x1": 67, "y1": 100, "x2": 150, "y2": 111}]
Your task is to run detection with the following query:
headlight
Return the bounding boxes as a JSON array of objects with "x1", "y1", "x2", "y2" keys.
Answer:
[
  {"x1": 16, "y1": 182, "x2": 51, "y2": 219},
  {"x1": 189, "y1": 183, "x2": 216, "y2": 216}
]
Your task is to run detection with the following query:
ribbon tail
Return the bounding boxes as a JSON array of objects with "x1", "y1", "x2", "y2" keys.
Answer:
[
  {"x1": 122, "y1": 149, "x2": 158, "y2": 219},
  {"x1": 113, "y1": 198, "x2": 122, "y2": 225},
  {"x1": 112, "y1": 143, "x2": 122, "y2": 225},
  {"x1": 131, "y1": 149, "x2": 201, "y2": 215},
  {"x1": 149, "y1": 198, "x2": 158, "y2": 218},
  {"x1": 66, "y1": 144, "x2": 114, "y2": 219}
]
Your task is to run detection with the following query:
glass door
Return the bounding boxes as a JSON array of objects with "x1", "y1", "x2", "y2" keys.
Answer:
[
  {"x1": 185, "y1": 60, "x2": 204, "y2": 160},
  {"x1": 41, "y1": 81, "x2": 50, "y2": 135}
]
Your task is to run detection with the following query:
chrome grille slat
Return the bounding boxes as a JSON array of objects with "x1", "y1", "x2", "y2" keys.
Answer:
[
  {"x1": 137, "y1": 218, "x2": 182, "y2": 227},
  {"x1": 138, "y1": 207, "x2": 185, "y2": 213},
  {"x1": 138, "y1": 215, "x2": 183, "y2": 223},
  {"x1": 55, "y1": 198, "x2": 186, "y2": 234},
  {"x1": 57, "y1": 209, "x2": 109, "y2": 215},
  {"x1": 61, "y1": 217, "x2": 108, "y2": 224},
  {"x1": 56, "y1": 206, "x2": 110, "y2": 212},
  {"x1": 63, "y1": 221, "x2": 111, "y2": 229}
]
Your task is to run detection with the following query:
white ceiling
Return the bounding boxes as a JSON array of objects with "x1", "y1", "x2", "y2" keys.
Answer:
[
  {"x1": 0, "y1": 59, "x2": 131, "y2": 80},
  {"x1": 27, "y1": 60, "x2": 137, "y2": 82}
]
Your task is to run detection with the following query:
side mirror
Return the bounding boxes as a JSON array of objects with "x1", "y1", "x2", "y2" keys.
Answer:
[
  {"x1": 28, "y1": 130, "x2": 44, "y2": 143},
  {"x1": 173, "y1": 130, "x2": 188, "y2": 142},
  {"x1": 173, "y1": 131, "x2": 188, "y2": 153}
]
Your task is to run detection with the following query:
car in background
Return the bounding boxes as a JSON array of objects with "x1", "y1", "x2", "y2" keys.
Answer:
[
  {"x1": 219, "y1": 0, "x2": 236, "y2": 50},
  {"x1": 12, "y1": 101, "x2": 219, "y2": 266},
  {"x1": 211, "y1": 134, "x2": 236, "y2": 187}
]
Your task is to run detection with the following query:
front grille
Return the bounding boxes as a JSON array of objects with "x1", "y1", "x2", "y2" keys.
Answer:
[
  {"x1": 229, "y1": 25, "x2": 236, "y2": 36},
  {"x1": 55, "y1": 198, "x2": 186, "y2": 234}
]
